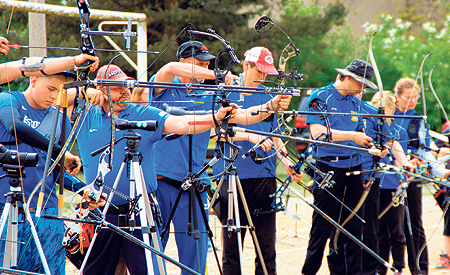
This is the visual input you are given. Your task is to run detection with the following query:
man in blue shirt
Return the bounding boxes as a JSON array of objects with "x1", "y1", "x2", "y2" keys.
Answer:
[
  {"x1": 149, "y1": 42, "x2": 293, "y2": 275},
  {"x1": 302, "y1": 59, "x2": 376, "y2": 275},
  {"x1": 77, "y1": 64, "x2": 236, "y2": 275},
  {"x1": 212, "y1": 46, "x2": 302, "y2": 275},
  {"x1": 0, "y1": 72, "x2": 82, "y2": 274}
]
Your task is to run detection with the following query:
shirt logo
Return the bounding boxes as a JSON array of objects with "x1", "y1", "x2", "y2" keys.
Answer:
[
  {"x1": 22, "y1": 106, "x2": 27, "y2": 111},
  {"x1": 408, "y1": 124, "x2": 416, "y2": 133},
  {"x1": 23, "y1": 115, "x2": 40, "y2": 129},
  {"x1": 89, "y1": 128, "x2": 98, "y2": 133},
  {"x1": 351, "y1": 111, "x2": 357, "y2": 122}
]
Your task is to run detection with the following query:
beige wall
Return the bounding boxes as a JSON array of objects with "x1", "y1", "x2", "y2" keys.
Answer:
[{"x1": 309, "y1": 0, "x2": 404, "y2": 36}]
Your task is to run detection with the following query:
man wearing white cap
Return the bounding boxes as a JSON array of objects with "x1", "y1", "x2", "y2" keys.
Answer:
[{"x1": 213, "y1": 46, "x2": 302, "y2": 275}]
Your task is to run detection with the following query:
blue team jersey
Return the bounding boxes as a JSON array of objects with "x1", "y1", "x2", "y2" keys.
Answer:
[
  {"x1": 360, "y1": 101, "x2": 391, "y2": 180},
  {"x1": 76, "y1": 104, "x2": 169, "y2": 206},
  {"x1": 0, "y1": 91, "x2": 69, "y2": 208},
  {"x1": 306, "y1": 83, "x2": 364, "y2": 168},
  {"x1": 379, "y1": 121, "x2": 408, "y2": 189},
  {"x1": 213, "y1": 84, "x2": 278, "y2": 179},
  {"x1": 394, "y1": 109, "x2": 430, "y2": 155},
  {"x1": 149, "y1": 75, "x2": 212, "y2": 185}
]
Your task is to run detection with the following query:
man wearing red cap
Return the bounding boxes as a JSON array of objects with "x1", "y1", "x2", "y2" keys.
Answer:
[
  {"x1": 212, "y1": 46, "x2": 302, "y2": 275},
  {"x1": 148, "y1": 42, "x2": 293, "y2": 275},
  {"x1": 75, "y1": 64, "x2": 237, "y2": 275}
]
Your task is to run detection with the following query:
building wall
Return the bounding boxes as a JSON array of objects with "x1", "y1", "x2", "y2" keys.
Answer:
[{"x1": 311, "y1": 0, "x2": 405, "y2": 36}]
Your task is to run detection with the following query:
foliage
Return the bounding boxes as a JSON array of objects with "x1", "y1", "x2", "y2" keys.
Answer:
[
  {"x1": 257, "y1": 0, "x2": 352, "y2": 108},
  {"x1": 2, "y1": 0, "x2": 266, "y2": 80},
  {"x1": 396, "y1": 0, "x2": 450, "y2": 36},
  {"x1": 361, "y1": 14, "x2": 450, "y2": 131}
]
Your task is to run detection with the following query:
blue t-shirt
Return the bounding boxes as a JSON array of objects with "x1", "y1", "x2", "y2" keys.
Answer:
[
  {"x1": 379, "y1": 121, "x2": 408, "y2": 189},
  {"x1": 394, "y1": 109, "x2": 430, "y2": 155},
  {"x1": 306, "y1": 83, "x2": 364, "y2": 168},
  {"x1": 0, "y1": 91, "x2": 69, "y2": 208},
  {"x1": 76, "y1": 104, "x2": 169, "y2": 206},
  {"x1": 213, "y1": 84, "x2": 278, "y2": 179},
  {"x1": 149, "y1": 75, "x2": 212, "y2": 185},
  {"x1": 360, "y1": 101, "x2": 391, "y2": 180}
]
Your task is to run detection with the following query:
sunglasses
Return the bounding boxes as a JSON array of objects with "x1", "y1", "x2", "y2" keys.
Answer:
[{"x1": 398, "y1": 94, "x2": 420, "y2": 100}]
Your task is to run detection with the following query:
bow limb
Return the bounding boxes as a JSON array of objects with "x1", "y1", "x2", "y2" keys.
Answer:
[
  {"x1": 254, "y1": 16, "x2": 300, "y2": 136},
  {"x1": 428, "y1": 66, "x2": 450, "y2": 127},
  {"x1": 414, "y1": 65, "x2": 450, "y2": 272},
  {"x1": 332, "y1": 178, "x2": 374, "y2": 251},
  {"x1": 76, "y1": 0, "x2": 116, "y2": 169},
  {"x1": 419, "y1": 53, "x2": 433, "y2": 119},
  {"x1": 368, "y1": 32, "x2": 384, "y2": 109},
  {"x1": 333, "y1": 32, "x2": 384, "y2": 251}
]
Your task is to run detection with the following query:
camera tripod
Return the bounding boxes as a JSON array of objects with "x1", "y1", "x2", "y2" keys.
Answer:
[
  {"x1": 159, "y1": 133, "x2": 222, "y2": 274},
  {"x1": 209, "y1": 139, "x2": 269, "y2": 275},
  {"x1": 0, "y1": 165, "x2": 50, "y2": 275},
  {"x1": 75, "y1": 130, "x2": 198, "y2": 275}
]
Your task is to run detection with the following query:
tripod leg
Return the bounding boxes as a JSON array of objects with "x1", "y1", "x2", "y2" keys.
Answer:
[
  {"x1": 5, "y1": 203, "x2": 18, "y2": 268},
  {"x1": 188, "y1": 186, "x2": 201, "y2": 272},
  {"x1": 134, "y1": 161, "x2": 166, "y2": 275},
  {"x1": 208, "y1": 174, "x2": 225, "y2": 213},
  {"x1": 195, "y1": 189, "x2": 223, "y2": 275},
  {"x1": 229, "y1": 173, "x2": 245, "y2": 275},
  {"x1": 2, "y1": 202, "x2": 13, "y2": 268},
  {"x1": 235, "y1": 176, "x2": 269, "y2": 275}
]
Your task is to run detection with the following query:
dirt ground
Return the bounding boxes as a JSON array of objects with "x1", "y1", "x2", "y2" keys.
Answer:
[{"x1": 66, "y1": 187, "x2": 449, "y2": 275}]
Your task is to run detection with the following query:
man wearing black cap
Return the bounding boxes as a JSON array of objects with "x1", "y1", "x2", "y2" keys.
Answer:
[
  {"x1": 302, "y1": 59, "x2": 376, "y2": 275},
  {"x1": 148, "y1": 41, "x2": 293, "y2": 274}
]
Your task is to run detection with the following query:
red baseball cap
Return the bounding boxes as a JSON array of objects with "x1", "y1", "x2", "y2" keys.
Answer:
[
  {"x1": 245, "y1": 47, "x2": 278, "y2": 74},
  {"x1": 96, "y1": 64, "x2": 135, "y2": 81}
]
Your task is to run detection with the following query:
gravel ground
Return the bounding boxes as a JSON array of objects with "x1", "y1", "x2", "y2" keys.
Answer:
[{"x1": 66, "y1": 187, "x2": 449, "y2": 275}]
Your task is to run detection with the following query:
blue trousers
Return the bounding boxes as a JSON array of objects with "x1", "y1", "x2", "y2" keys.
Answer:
[
  {"x1": 0, "y1": 207, "x2": 65, "y2": 275},
  {"x1": 156, "y1": 180, "x2": 208, "y2": 275}
]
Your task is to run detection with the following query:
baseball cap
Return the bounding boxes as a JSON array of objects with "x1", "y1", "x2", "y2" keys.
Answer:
[
  {"x1": 96, "y1": 64, "x2": 135, "y2": 81},
  {"x1": 176, "y1": 41, "x2": 216, "y2": 61},
  {"x1": 245, "y1": 47, "x2": 278, "y2": 74}
]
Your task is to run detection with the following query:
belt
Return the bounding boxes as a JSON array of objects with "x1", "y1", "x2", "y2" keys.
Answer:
[
  {"x1": 314, "y1": 154, "x2": 358, "y2": 162},
  {"x1": 157, "y1": 176, "x2": 209, "y2": 192}
]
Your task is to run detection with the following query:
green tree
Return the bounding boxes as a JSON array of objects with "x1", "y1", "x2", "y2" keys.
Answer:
[
  {"x1": 2, "y1": 0, "x2": 267, "y2": 80},
  {"x1": 259, "y1": 0, "x2": 352, "y2": 107},
  {"x1": 396, "y1": 0, "x2": 450, "y2": 36}
]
